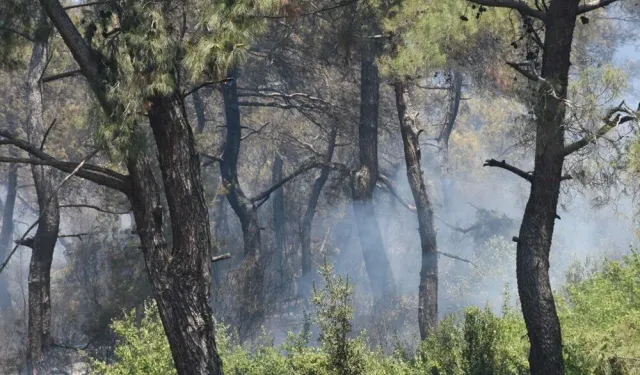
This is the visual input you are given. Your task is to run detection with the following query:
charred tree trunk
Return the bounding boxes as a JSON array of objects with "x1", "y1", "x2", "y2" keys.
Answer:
[
  {"x1": 272, "y1": 153, "x2": 286, "y2": 290},
  {"x1": 39, "y1": 1, "x2": 225, "y2": 373},
  {"x1": 24, "y1": 21, "x2": 61, "y2": 373},
  {"x1": 352, "y1": 23, "x2": 396, "y2": 304},
  {"x1": 300, "y1": 129, "x2": 336, "y2": 295},
  {"x1": 515, "y1": 3, "x2": 578, "y2": 374},
  {"x1": 0, "y1": 163, "x2": 17, "y2": 311},
  {"x1": 219, "y1": 69, "x2": 264, "y2": 336},
  {"x1": 438, "y1": 71, "x2": 462, "y2": 212},
  {"x1": 394, "y1": 81, "x2": 438, "y2": 339}
]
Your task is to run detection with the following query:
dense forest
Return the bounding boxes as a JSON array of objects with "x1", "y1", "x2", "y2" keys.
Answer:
[{"x1": 0, "y1": 0, "x2": 639, "y2": 374}]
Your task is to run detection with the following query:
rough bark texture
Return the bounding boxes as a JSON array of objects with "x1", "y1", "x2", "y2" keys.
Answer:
[
  {"x1": 516, "y1": 1, "x2": 578, "y2": 373},
  {"x1": 219, "y1": 70, "x2": 264, "y2": 337},
  {"x1": 394, "y1": 82, "x2": 438, "y2": 339},
  {"x1": 438, "y1": 71, "x2": 462, "y2": 212},
  {"x1": 0, "y1": 163, "x2": 17, "y2": 311},
  {"x1": 352, "y1": 25, "x2": 396, "y2": 303},
  {"x1": 300, "y1": 129, "x2": 336, "y2": 295},
  {"x1": 39, "y1": 1, "x2": 225, "y2": 373},
  {"x1": 192, "y1": 90, "x2": 207, "y2": 134},
  {"x1": 24, "y1": 21, "x2": 60, "y2": 374}
]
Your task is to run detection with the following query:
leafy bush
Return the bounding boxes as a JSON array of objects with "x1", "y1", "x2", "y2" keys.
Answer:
[{"x1": 92, "y1": 254, "x2": 640, "y2": 375}]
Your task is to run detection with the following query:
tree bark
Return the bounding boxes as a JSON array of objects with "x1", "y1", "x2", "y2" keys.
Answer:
[
  {"x1": 515, "y1": 1, "x2": 579, "y2": 373},
  {"x1": 192, "y1": 90, "x2": 207, "y2": 134},
  {"x1": 438, "y1": 71, "x2": 462, "y2": 212},
  {"x1": 352, "y1": 23, "x2": 397, "y2": 304},
  {"x1": 219, "y1": 69, "x2": 264, "y2": 336},
  {"x1": 38, "y1": 1, "x2": 225, "y2": 373},
  {"x1": 300, "y1": 129, "x2": 336, "y2": 295},
  {"x1": 0, "y1": 163, "x2": 17, "y2": 311},
  {"x1": 394, "y1": 81, "x2": 438, "y2": 339},
  {"x1": 23, "y1": 19, "x2": 60, "y2": 373}
]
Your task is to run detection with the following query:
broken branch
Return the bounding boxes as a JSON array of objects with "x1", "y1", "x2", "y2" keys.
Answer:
[
  {"x1": 466, "y1": 0, "x2": 546, "y2": 21},
  {"x1": 211, "y1": 253, "x2": 232, "y2": 263}
]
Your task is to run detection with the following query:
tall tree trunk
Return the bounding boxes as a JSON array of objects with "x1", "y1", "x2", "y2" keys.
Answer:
[
  {"x1": 24, "y1": 20, "x2": 61, "y2": 373},
  {"x1": 219, "y1": 70, "x2": 264, "y2": 337},
  {"x1": 192, "y1": 90, "x2": 207, "y2": 134},
  {"x1": 394, "y1": 81, "x2": 438, "y2": 339},
  {"x1": 39, "y1": 1, "x2": 225, "y2": 373},
  {"x1": 0, "y1": 163, "x2": 17, "y2": 311},
  {"x1": 145, "y1": 94, "x2": 224, "y2": 375},
  {"x1": 352, "y1": 23, "x2": 396, "y2": 304},
  {"x1": 300, "y1": 129, "x2": 336, "y2": 296},
  {"x1": 516, "y1": 2, "x2": 578, "y2": 373},
  {"x1": 438, "y1": 71, "x2": 462, "y2": 213},
  {"x1": 271, "y1": 153, "x2": 286, "y2": 290}
]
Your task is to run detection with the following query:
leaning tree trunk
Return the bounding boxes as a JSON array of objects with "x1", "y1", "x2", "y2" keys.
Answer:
[
  {"x1": 516, "y1": 2, "x2": 578, "y2": 374},
  {"x1": 0, "y1": 162, "x2": 17, "y2": 311},
  {"x1": 352, "y1": 21, "x2": 396, "y2": 304},
  {"x1": 394, "y1": 81, "x2": 438, "y2": 339},
  {"x1": 39, "y1": 1, "x2": 224, "y2": 373},
  {"x1": 219, "y1": 69, "x2": 264, "y2": 337},
  {"x1": 300, "y1": 128, "x2": 336, "y2": 296},
  {"x1": 24, "y1": 21, "x2": 61, "y2": 373}
]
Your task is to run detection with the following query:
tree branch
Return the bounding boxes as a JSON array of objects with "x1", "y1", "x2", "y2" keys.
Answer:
[
  {"x1": 211, "y1": 253, "x2": 231, "y2": 262},
  {"x1": 63, "y1": 1, "x2": 111, "y2": 10},
  {"x1": 0, "y1": 150, "x2": 99, "y2": 274},
  {"x1": 183, "y1": 77, "x2": 234, "y2": 98},
  {"x1": 563, "y1": 103, "x2": 637, "y2": 156},
  {"x1": 377, "y1": 174, "x2": 416, "y2": 212},
  {"x1": 0, "y1": 25, "x2": 34, "y2": 42},
  {"x1": 40, "y1": 118, "x2": 57, "y2": 150},
  {"x1": 438, "y1": 251, "x2": 476, "y2": 267},
  {"x1": 466, "y1": 0, "x2": 546, "y2": 21},
  {"x1": 60, "y1": 204, "x2": 130, "y2": 215},
  {"x1": 0, "y1": 130, "x2": 130, "y2": 193},
  {"x1": 41, "y1": 69, "x2": 82, "y2": 83},
  {"x1": 250, "y1": 158, "x2": 324, "y2": 204},
  {"x1": 483, "y1": 159, "x2": 532, "y2": 182},
  {"x1": 577, "y1": 0, "x2": 619, "y2": 14}
]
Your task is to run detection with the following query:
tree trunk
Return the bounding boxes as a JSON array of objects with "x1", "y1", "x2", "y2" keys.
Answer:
[
  {"x1": 219, "y1": 70, "x2": 264, "y2": 337},
  {"x1": 352, "y1": 24, "x2": 396, "y2": 304},
  {"x1": 144, "y1": 93, "x2": 224, "y2": 375},
  {"x1": 0, "y1": 163, "x2": 17, "y2": 311},
  {"x1": 192, "y1": 90, "x2": 207, "y2": 134},
  {"x1": 300, "y1": 129, "x2": 336, "y2": 296},
  {"x1": 39, "y1": 1, "x2": 225, "y2": 373},
  {"x1": 394, "y1": 81, "x2": 438, "y2": 339},
  {"x1": 272, "y1": 153, "x2": 287, "y2": 290},
  {"x1": 24, "y1": 20, "x2": 60, "y2": 373},
  {"x1": 438, "y1": 71, "x2": 462, "y2": 212},
  {"x1": 516, "y1": 2, "x2": 578, "y2": 374}
]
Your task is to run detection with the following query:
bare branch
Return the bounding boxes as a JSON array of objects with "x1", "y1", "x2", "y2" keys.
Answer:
[
  {"x1": 59, "y1": 233, "x2": 89, "y2": 240},
  {"x1": 211, "y1": 253, "x2": 231, "y2": 262},
  {"x1": 484, "y1": 159, "x2": 533, "y2": 182},
  {"x1": 40, "y1": 118, "x2": 57, "y2": 150},
  {"x1": 201, "y1": 153, "x2": 224, "y2": 166},
  {"x1": 377, "y1": 174, "x2": 417, "y2": 212},
  {"x1": 60, "y1": 204, "x2": 130, "y2": 215},
  {"x1": 0, "y1": 130, "x2": 130, "y2": 193},
  {"x1": 63, "y1": 1, "x2": 111, "y2": 10},
  {"x1": 563, "y1": 103, "x2": 637, "y2": 156},
  {"x1": 0, "y1": 25, "x2": 34, "y2": 42},
  {"x1": 0, "y1": 151, "x2": 99, "y2": 274},
  {"x1": 438, "y1": 251, "x2": 476, "y2": 267},
  {"x1": 238, "y1": 101, "x2": 312, "y2": 110},
  {"x1": 241, "y1": 122, "x2": 270, "y2": 141},
  {"x1": 577, "y1": 0, "x2": 619, "y2": 14},
  {"x1": 250, "y1": 158, "x2": 324, "y2": 204},
  {"x1": 41, "y1": 69, "x2": 82, "y2": 83},
  {"x1": 183, "y1": 77, "x2": 234, "y2": 98},
  {"x1": 466, "y1": 0, "x2": 546, "y2": 21}
]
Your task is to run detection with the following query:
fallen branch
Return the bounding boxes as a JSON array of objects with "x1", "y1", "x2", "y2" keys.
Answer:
[
  {"x1": 438, "y1": 251, "x2": 476, "y2": 267},
  {"x1": 211, "y1": 253, "x2": 231, "y2": 263},
  {"x1": 377, "y1": 174, "x2": 416, "y2": 212}
]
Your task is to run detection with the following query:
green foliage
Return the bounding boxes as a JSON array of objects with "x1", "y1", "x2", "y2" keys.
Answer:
[
  {"x1": 90, "y1": 253, "x2": 640, "y2": 375},
  {"x1": 313, "y1": 259, "x2": 365, "y2": 375}
]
